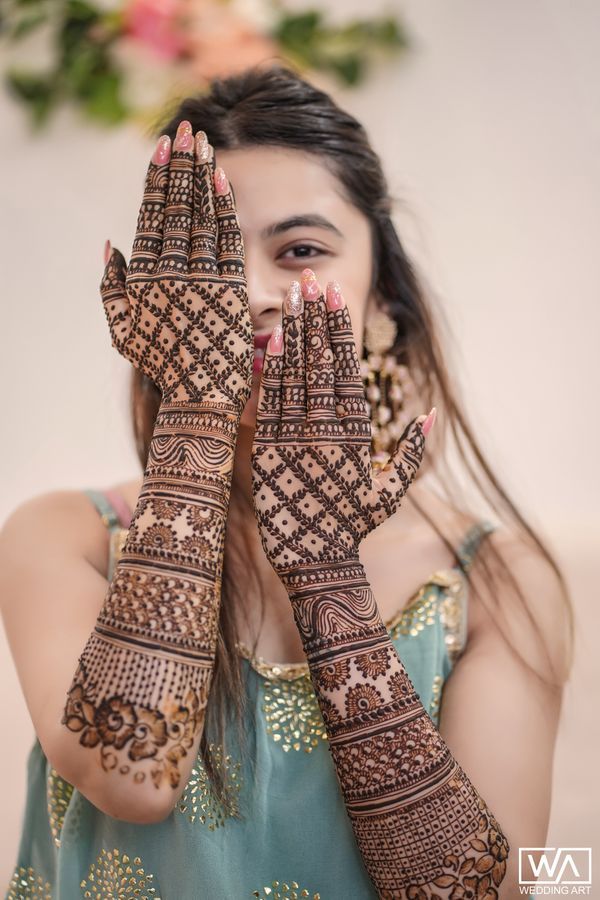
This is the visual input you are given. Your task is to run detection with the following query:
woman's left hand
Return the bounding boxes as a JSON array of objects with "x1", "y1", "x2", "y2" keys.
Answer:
[{"x1": 250, "y1": 268, "x2": 435, "y2": 588}]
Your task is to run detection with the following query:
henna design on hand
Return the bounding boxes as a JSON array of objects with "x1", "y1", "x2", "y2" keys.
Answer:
[
  {"x1": 99, "y1": 126, "x2": 253, "y2": 410},
  {"x1": 251, "y1": 277, "x2": 509, "y2": 897},
  {"x1": 62, "y1": 126, "x2": 253, "y2": 794}
]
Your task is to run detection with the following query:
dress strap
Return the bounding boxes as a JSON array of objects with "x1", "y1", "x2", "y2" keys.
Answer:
[
  {"x1": 83, "y1": 488, "x2": 131, "y2": 581},
  {"x1": 455, "y1": 519, "x2": 497, "y2": 574},
  {"x1": 83, "y1": 488, "x2": 124, "y2": 531}
]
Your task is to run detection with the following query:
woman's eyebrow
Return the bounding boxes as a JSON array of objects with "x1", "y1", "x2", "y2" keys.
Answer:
[{"x1": 261, "y1": 214, "x2": 344, "y2": 239}]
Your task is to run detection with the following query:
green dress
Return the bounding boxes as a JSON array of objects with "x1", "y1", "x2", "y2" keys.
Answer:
[{"x1": 6, "y1": 489, "x2": 499, "y2": 900}]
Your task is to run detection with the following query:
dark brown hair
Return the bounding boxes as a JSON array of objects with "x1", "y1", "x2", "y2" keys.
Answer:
[{"x1": 130, "y1": 63, "x2": 575, "y2": 808}]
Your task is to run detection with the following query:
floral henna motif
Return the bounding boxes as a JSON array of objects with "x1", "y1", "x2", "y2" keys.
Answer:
[
  {"x1": 251, "y1": 277, "x2": 509, "y2": 896},
  {"x1": 64, "y1": 662, "x2": 202, "y2": 788},
  {"x1": 62, "y1": 126, "x2": 253, "y2": 793}
]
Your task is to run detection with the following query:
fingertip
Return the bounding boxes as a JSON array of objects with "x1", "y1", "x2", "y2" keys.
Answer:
[
  {"x1": 421, "y1": 407, "x2": 437, "y2": 437},
  {"x1": 268, "y1": 323, "x2": 283, "y2": 354},
  {"x1": 326, "y1": 280, "x2": 344, "y2": 310},
  {"x1": 104, "y1": 239, "x2": 111, "y2": 266},
  {"x1": 214, "y1": 167, "x2": 229, "y2": 196},
  {"x1": 300, "y1": 267, "x2": 322, "y2": 301}
]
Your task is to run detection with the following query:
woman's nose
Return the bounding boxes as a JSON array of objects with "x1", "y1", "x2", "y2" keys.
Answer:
[{"x1": 244, "y1": 259, "x2": 285, "y2": 320}]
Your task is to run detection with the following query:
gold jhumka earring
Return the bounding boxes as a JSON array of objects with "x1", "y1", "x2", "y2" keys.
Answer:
[{"x1": 360, "y1": 306, "x2": 417, "y2": 469}]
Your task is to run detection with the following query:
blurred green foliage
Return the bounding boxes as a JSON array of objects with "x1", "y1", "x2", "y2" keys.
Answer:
[{"x1": 1, "y1": 0, "x2": 408, "y2": 131}]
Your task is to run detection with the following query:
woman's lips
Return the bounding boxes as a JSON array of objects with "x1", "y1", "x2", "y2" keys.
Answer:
[
  {"x1": 253, "y1": 332, "x2": 271, "y2": 374},
  {"x1": 253, "y1": 332, "x2": 272, "y2": 350},
  {"x1": 253, "y1": 348, "x2": 264, "y2": 374}
]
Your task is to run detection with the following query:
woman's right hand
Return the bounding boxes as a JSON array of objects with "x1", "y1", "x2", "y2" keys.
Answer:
[{"x1": 100, "y1": 120, "x2": 254, "y2": 414}]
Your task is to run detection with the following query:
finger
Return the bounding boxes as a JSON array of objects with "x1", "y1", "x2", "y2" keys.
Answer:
[
  {"x1": 189, "y1": 131, "x2": 219, "y2": 276},
  {"x1": 280, "y1": 281, "x2": 307, "y2": 426},
  {"x1": 214, "y1": 167, "x2": 246, "y2": 281},
  {"x1": 255, "y1": 324, "x2": 284, "y2": 439},
  {"x1": 100, "y1": 246, "x2": 132, "y2": 357},
  {"x1": 375, "y1": 413, "x2": 433, "y2": 515},
  {"x1": 156, "y1": 120, "x2": 195, "y2": 274},
  {"x1": 301, "y1": 270, "x2": 337, "y2": 423},
  {"x1": 325, "y1": 280, "x2": 370, "y2": 433},
  {"x1": 129, "y1": 135, "x2": 171, "y2": 274}
]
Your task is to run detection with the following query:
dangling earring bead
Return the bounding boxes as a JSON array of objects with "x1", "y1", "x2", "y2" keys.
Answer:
[{"x1": 361, "y1": 306, "x2": 417, "y2": 469}]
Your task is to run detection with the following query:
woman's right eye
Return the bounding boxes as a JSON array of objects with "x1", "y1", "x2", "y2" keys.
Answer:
[{"x1": 278, "y1": 244, "x2": 327, "y2": 263}]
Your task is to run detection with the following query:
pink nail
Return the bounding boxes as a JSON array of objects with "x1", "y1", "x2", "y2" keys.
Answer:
[
  {"x1": 153, "y1": 135, "x2": 171, "y2": 165},
  {"x1": 301, "y1": 267, "x2": 321, "y2": 301},
  {"x1": 326, "y1": 280, "x2": 344, "y2": 310},
  {"x1": 269, "y1": 324, "x2": 283, "y2": 352},
  {"x1": 214, "y1": 167, "x2": 229, "y2": 195},
  {"x1": 422, "y1": 407, "x2": 437, "y2": 437},
  {"x1": 174, "y1": 121, "x2": 193, "y2": 151},
  {"x1": 104, "y1": 239, "x2": 111, "y2": 265}
]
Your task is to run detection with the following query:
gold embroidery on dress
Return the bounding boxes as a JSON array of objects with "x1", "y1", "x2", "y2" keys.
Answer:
[
  {"x1": 252, "y1": 881, "x2": 321, "y2": 898},
  {"x1": 176, "y1": 742, "x2": 242, "y2": 828},
  {"x1": 437, "y1": 569, "x2": 468, "y2": 665},
  {"x1": 108, "y1": 527, "x2": 129, "y2": 579},
  {"x1": 6, "y1": 866, "x2": 52, "y2": 900},
  {"x1": 237, "y1": 569, "x2": 463, "y2": 678},
  {"x1": 429, "y1": 674, "x2": 444, "y2": 723},
  {"x1": 261, "y1": 676, "x2": 328, "y2": 753},
  {"x1": 80, "y1": 849, "x2": 159, "y2": 898},
  {"x1": 46, "y1": 767, "x2": 74, "y2": 847}
]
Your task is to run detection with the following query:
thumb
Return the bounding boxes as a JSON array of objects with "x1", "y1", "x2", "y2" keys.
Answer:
[
  {"x1": 375, "y1": 408, "x2": 436, "y2": 511},
  {"x1": 100, "y1": 243, "x2": 132, "y2": 356}
]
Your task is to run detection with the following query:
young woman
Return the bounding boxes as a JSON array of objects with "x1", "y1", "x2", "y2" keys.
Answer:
[{"x1": 2, "y1": 65, "x2": 572, "y2": 899}]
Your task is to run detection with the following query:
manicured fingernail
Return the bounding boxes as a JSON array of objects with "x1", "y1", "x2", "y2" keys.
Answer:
[
  {"x1": 301, "y1": 267, "x2": 321, "y2": 301},
  {"x1": 104, "y1": 239, "x2": 111, "y2": 265},
  {"x1": 269, "y1": 323, "x2": 283, "y2": 352},
  {"x1": 153, "y1": 135, "x2": 171, "y2": 165},
  {"x1": 285, "y1": 281, "x2": 303, "y2": 315},
  {"x1": 326, "y1": 280, "x2": 344, "y2": 310},
  {"x1": 195, "y1": 131, "x2": 212, "y2": 162},
  {"x1": 422, "y1": 407, "x2": 437, "y2": 437},
  {"x1": 174, "y1": 120, "x2": 193, "y2": 151},
  {"x1": 214, "y1": 167, "x2": 228, "y2": 195}
]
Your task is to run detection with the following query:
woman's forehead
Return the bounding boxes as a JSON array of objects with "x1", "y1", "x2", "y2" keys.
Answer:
[{"x1": 214, "y1": 144, "x2": 359, "y2": 234}]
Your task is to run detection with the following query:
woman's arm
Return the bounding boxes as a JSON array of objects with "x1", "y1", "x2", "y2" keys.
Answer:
[
  {"x1": 286, "y1": 564, "x2": 509, "y2": 898},
  {"x1": 438, "y1": 530, "x2": 569, "y2": 897},
  {"x1": 60, "y1": 123, "x2": 253, "y2": 820},
  {"x1": 251, "y1": 271, "x2": 510, "y2": 897}
]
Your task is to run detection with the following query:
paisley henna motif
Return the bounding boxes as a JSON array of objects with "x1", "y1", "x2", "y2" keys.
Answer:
[
  {"x1": 62, "y1": 126, "x2": 253, "y2": 792},
  {"x1": 251, "y1": 283, "x2": 509, "y2": 896}
]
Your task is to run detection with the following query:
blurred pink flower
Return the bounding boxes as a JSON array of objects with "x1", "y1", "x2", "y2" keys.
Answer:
[
  {"x1": 182, "y1": 0, "x2": 279, "y2": 81},
  {"x1": 123, "y1": 0, "x2": 188, "y2": 61}
]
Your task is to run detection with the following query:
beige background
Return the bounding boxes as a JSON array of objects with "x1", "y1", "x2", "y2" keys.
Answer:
[{"x1": 1, "y1": 0, "x2": 599, "y2": 887}]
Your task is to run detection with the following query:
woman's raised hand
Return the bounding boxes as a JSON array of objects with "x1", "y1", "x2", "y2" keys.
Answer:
[
  {"x1": 251, "y1": 269, "x2": 435, "y2": 584},
  {"x1": 100, "y1": 120, "x2": 254, "y2": 413}
]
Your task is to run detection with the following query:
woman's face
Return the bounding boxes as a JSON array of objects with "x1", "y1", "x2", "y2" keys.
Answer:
[{"x1": 214, "y1": 145, "x2": 376, "y2": 428}]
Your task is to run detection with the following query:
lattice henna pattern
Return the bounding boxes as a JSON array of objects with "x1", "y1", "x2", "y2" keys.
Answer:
[
  {"x1": 62, "y1": 129, "x2": 253, "y2": 793},
  {"x1": 251, "y1": 289, "x2": 509, "y2": 897}
]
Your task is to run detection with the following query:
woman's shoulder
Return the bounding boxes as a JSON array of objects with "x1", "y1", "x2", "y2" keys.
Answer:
[
  {"x1": 464, "y1": 523, "x2": 573, "y2": 685},
  {"x1": 0, "y1": 483, "x2": 139, "y2": 581}
]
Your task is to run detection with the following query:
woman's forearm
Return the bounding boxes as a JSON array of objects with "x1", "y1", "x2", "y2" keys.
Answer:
[
  {"x1": 286, "y1": 561, "x2": 510, "y2": 898},
  {"x1": 61, "y1": 398, "x2": 238, "y2": 801}
]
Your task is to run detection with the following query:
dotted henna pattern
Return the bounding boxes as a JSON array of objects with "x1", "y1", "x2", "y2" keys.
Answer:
[
  {"x1": 62, "y1": 134, "x2": 253, "y2": 792},
  {"x1": 251, "y1": 292, "x2": 509, "y2": 897}
]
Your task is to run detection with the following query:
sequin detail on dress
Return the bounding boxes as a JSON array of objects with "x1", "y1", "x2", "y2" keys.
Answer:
[
  {"x1": 262, "y1": 676, "x2": 328, "y2": 753},
  {"x1": 6, "y1": 867, "x2": 52, "y2": 899},
  {"x1": 176, "y1": 742, "x2": 242, "y2": 827},
  {"x1": 252, "y1": 881, "x2": 321, "y2": 899},
  {"x1": 80, "y1": 849, "x2": 159, "y2": 898},
  {"x1": 46, "y1": 767, "x2": 74, "y2": 847}
]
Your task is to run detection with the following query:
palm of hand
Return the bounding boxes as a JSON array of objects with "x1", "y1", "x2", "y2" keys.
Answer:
[
  {"x1": 100, "y1": 139, "x2": 253, "y2": 411},
  {"x1": 251, "y1": 297, "x2": 425, "y2": 578}
]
